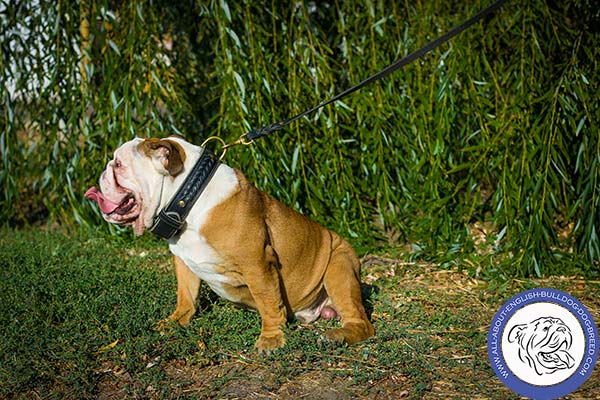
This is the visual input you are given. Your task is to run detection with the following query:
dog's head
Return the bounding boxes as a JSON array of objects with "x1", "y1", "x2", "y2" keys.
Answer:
[
  {"x1": 507, "y1": 317, "x2": 575, "y2": 375},
  {"x1": 85, "y1": 137, "x2": 188, "y2": 235}
]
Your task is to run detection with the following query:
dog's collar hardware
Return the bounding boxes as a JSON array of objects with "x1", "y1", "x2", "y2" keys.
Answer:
[
  {"x1": 200, "y1": 135, "x2": 254, "y2": 160},
  {"x1": 149, "y1": 148, "x2": 220, "y2": 240}
]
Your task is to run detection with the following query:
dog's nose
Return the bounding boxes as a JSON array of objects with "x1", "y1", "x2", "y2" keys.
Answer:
[{"x1": 556, "y1": 326, "x2": 566, "y2": 332}]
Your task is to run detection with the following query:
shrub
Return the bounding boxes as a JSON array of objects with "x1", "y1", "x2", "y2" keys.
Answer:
[{"x1": 1, "y1": 0, "x2": 598, "y2": 276}]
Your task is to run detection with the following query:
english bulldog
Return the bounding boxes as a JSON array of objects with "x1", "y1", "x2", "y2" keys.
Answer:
[
  {"x1": 507, "y1": 317, "x2": 575, "y2": 375},
  {"x1": 85, "y1": 136, "x2": 374, "y2": 351}
]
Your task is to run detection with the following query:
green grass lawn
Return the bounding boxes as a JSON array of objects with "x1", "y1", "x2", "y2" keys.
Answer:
[{"x1": 1, "y1": 228, "x2": 598, "y2": 399}]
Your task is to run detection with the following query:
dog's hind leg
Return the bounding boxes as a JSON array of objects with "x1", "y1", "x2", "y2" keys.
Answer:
[{"x1": 322, "y1": 238, "x2": 374, "y2": 344}]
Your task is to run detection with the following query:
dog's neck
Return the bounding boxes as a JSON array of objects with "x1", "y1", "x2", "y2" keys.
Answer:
[{"x1": 148, "y1": 145, "x2": 220, "y2": 240}]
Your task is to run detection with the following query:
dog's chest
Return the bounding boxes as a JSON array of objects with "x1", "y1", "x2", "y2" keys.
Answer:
[
  {"x1": 167, "y1": 164, "x2": 242, "y2": 302},
  {"x1": 169, "y1": 234, "x2": 239, "y2": 301}
]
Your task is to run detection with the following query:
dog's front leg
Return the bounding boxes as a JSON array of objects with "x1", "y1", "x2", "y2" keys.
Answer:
[
  {"x1": 166, "y1": 255, "x2": 201, "y2": 326},
  {"x1": 244, "y1": 245, "x2": 288, "y2": 352}
]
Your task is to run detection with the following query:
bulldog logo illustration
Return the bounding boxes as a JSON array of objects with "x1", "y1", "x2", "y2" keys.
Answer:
[{"x1": 507, "y1": 317, "x2": 576, "y2": 376}]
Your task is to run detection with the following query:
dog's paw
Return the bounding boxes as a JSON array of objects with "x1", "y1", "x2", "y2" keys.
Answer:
[
  {"x1": 323, "y1": 322, "x2": 374, "y2": 345},
  {"x1": 153, "y1": 309, "x2": 195, "y2": 335},
  {"x1": 153, "y1": 317, "x2": 180, "y2": 335},
  {"x1": 254, "y1": 333, "x2": 285, "y2": 353},
  {"x1": 167, "y1": 308, "x2": 195, "y2": 327},
  {"x1": 322, "y1": 327, "x2": 348, "y2": 344},
  {"x1": 154, "y1": 320, "x2": 174, "y2": 335}
]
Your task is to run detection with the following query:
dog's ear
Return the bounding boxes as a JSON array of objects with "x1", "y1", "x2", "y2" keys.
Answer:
[
  {"x1": 138, "y1": 138, "x2": 186, "y2": 176},
  {"x1": 508, "y1": 324, "x2": 527, "y2": 344}
]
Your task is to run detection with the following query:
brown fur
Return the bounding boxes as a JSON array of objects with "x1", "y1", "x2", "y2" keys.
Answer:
[
  {"x1": 166, "y1": 170, "x2": 374, "y2": 351},
  {"x1": 137, "y1": 138, "x2": 186, "y2": 176}
]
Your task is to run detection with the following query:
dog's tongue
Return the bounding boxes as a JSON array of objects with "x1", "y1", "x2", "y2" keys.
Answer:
[{"x1": 85, "y1": 187, "x2": 122, "y2": 214}]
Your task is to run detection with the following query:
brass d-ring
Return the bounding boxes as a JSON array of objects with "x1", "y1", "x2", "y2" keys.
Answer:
[
  {"x1": 201, "y1": 134, "x2": 256, "y2": 160},
  {"x1": 201, "y1": 136, "x2": 228, "y2": 160}
]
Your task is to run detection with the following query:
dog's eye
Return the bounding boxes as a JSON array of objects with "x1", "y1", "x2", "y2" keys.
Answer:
[{"x1": 114, "y1": 159, "x2": 122, "y2": 169}]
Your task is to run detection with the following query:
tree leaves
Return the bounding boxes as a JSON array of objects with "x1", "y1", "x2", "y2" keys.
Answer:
[{"x1": 1, "y1": 0, "x2": 599, "y2": 276}]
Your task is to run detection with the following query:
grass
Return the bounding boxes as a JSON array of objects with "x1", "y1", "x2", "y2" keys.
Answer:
[{"x1": 1, "y1": 227, "x2": 599, "y2": 399}]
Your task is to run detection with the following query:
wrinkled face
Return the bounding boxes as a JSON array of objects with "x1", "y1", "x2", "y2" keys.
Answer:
[
  {"x1": 508, "y1": 317, "x2": 575, "y2": 375},
  {"x1": 85, "y1": 138, "x2": 186, "y2": 235}
]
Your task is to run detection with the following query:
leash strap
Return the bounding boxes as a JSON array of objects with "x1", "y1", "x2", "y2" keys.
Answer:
[
  {"x1": 149, "y1": 149, "x2": 220, "y2": 240},
  {"x1": 244, "y1": 0, "x2": 508, "y2": 142}
]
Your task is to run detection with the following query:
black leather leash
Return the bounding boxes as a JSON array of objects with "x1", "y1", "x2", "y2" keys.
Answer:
[
  {"x1": 149, "y1": 0, "x2": 508, "y2": 240},
  {"x1": 149, "y1": 148, "x2": 220, "y2": 239},
  {"x1": 241, "y1": 0, "x2": 508, "y2": 144}
]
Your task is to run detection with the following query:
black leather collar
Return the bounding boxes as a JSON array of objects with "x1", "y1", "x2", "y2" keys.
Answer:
[{"x1": 149, "y1": 148, "x2": 220, "y2": 240}]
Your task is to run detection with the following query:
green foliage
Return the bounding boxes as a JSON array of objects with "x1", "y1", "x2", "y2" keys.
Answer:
[{"x1": 1, "y1": 0, "x2": 599, "y2": 277}]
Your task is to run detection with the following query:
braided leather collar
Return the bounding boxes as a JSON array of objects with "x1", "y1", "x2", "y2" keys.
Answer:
[{"x1": 149, "y1": 148, "x2": 220, "y2": 240}]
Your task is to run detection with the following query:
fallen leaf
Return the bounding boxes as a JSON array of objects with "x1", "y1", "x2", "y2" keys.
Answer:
[{"x1": 97, "y1": 339, "x2": 119, "y2": 353}]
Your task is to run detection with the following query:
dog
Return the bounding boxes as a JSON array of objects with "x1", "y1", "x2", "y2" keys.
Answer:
[
  {"x1": 85, "y1": 136, "x2": 374, "y2": 351},
  {"x1": 507, "y1": 317, "x2": 575, "y2": 375}
]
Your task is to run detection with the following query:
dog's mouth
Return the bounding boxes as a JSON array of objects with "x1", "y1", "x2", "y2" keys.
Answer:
[
  {"x1": 111, "y1": 195, "x2": 136, "y2": 215},
  {"x1": 85, "y1": 187, "x2": 139, "y2": 219}
]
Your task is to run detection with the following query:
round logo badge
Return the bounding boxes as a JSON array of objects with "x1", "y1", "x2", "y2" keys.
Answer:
[{"x1": 488, "y1": 288, "x2": 598, "y2": 399}]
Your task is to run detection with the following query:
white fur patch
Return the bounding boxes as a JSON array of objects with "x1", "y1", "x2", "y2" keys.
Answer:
[{"x1": 168, "y1": 163, "x2": 241, "y2": 302}]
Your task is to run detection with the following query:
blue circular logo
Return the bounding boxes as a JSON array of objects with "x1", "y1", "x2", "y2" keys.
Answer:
[{"x1": 488, "y1": 288, "x2": 598, "y2": 399}]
